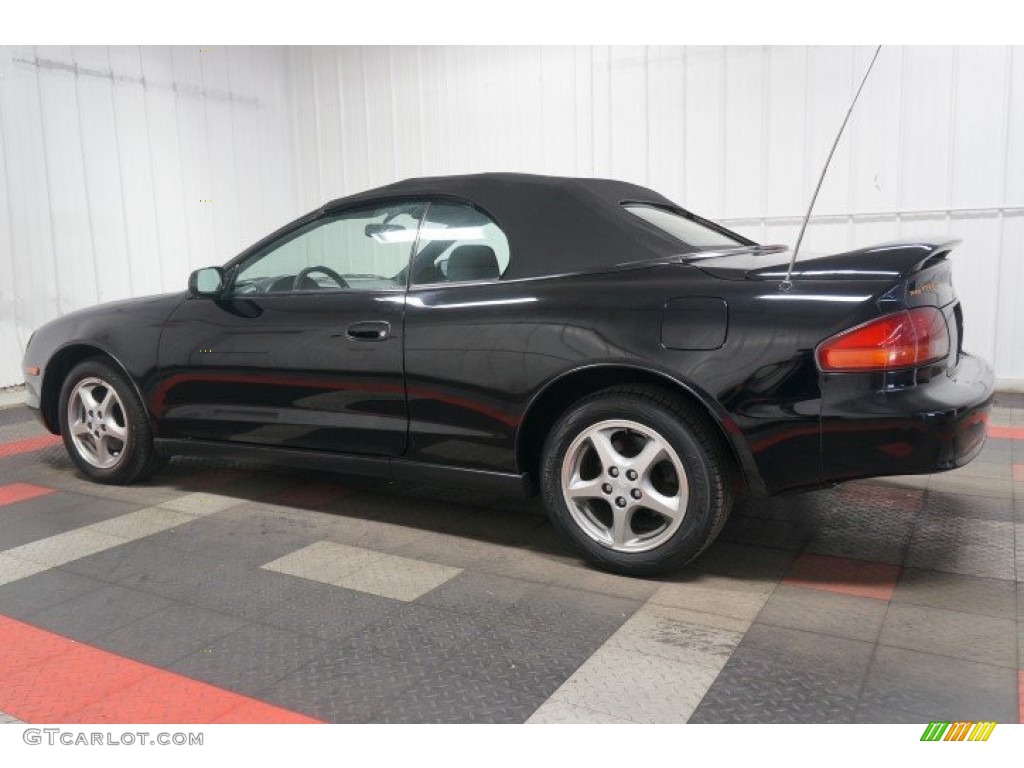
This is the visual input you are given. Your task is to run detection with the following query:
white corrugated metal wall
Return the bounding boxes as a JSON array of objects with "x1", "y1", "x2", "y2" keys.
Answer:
[
  {"x1": 2, "y1": 45, "x2": 1023, "y2": 388},
  {"x1": 0, "y1": 45, "x2": 300, "y2": 387}
]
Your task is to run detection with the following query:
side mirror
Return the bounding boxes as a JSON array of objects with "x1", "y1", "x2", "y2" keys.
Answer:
[{"x1": 188, "y1": 267, "x2": 225, "y2": 298}]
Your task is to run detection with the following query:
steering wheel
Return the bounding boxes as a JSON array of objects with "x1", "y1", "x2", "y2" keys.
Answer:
[{"x1": 293, "y1": 265, "x2": 349, "y2": 291}]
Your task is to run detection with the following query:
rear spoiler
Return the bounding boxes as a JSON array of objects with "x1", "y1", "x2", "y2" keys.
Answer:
[
  {"x1": 690, "y1": 239, "x2": 961, "y2": 282},
  {"x1": 747, "y1": 239, "x2": 962, "y2": 281}
]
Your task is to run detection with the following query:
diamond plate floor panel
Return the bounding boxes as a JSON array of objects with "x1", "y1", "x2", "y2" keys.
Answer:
[{"x1": 0, "y1": 401, "x2": 1022, "y2": 723}]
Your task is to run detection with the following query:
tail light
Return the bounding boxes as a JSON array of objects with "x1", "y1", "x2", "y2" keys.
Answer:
[{"x1": 816, "y1": 307, "x2": 950, "y2": 372}]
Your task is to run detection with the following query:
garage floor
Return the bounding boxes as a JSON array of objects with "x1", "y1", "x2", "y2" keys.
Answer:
[{"x1": 0, "y1": 398, "x2": 1022, "y2": 725}]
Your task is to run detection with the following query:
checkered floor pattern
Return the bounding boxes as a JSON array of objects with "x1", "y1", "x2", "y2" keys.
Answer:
[{"x1": 0, "y1": 397, "x2": 1022, "y2": 724}]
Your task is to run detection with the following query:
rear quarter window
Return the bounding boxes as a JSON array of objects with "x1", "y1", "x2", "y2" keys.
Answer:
[{"x1": 623, "y1": 203, "x2": 746, "y2": 250}]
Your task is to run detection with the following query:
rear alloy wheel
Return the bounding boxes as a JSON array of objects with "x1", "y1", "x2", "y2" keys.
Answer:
[
  {"x1": 541, "y1": 386, "x2": 732, "y2": 575},
  {"x1": 58, "y1": 358, "x2": 164, "y2": 485}
]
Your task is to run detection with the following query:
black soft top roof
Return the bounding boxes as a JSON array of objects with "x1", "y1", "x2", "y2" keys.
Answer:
[{"x1": 321, "y1": 172, "x2": 702, "y2": 280}]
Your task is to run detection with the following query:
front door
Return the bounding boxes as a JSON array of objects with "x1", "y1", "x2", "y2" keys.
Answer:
[{"x1": 153, "y1": 202, "x2": 426, "y2": 457}]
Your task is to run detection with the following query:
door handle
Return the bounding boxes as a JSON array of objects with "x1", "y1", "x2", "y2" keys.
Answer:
[{"x1": 346, "y1": 320, "x2": 391, "y2": 342}]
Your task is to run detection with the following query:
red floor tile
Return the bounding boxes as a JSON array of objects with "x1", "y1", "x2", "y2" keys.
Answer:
[
  {"x1": 782, "y1": 553, "x2": 901, "y2": 601},
  {"x1": 988, "y1": 425, "x2": 1024, "y2": 440},
  {"x1": 0, "y1": 615, "x2": 321, "y2": 724},
  {"x1": 212, "y1": 699, "x2": 321, "y2": 724},
  {"x1": 0, "y1": 482, "x2": 55, "y2": 507},
  {"x1": 0, "y1": 434, "x2": 61, "y2": 458},
  {"x1": 0, "y1": 644, "x2": 155, "y2": 722}
]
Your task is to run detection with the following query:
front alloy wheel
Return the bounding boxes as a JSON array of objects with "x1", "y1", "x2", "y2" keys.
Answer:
[
  {"x1": 66, "y1": 377, "x2": 129, "y2": 469},
  {"x1": 58, "y1": 357, "x2": 164, "y2": 485}
]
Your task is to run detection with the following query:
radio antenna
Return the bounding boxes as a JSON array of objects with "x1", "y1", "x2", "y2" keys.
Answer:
[{"x1": 780, "y1": 45, "x2": 882, "y2": 291}]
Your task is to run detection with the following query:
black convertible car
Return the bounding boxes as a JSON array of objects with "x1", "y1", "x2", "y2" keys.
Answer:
[{"x1": 23, "y1": 173, "x2": 994, "y2": 574}]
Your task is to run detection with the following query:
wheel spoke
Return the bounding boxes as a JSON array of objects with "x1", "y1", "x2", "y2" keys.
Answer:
[
  {"x1": 587, "y1": 429, "x2": 621, "y2": 469},
  {"x1": 566, "y1": 475, "x2": 605, "y2": 501},
  {"x1": 93, "y1": 434, "x2": 110, "y2": 466},
  {"x1": 99, "y1": 387, "x2": 115, "y2": 412},
  {"x1": 629, "y1": 438, "x2": 667, "y2": 479},
  {"x1": 105, "y1": 419, "x2": 127, "y2": 441},
  {"x1": 71, "y1": 419, "x2": 91, "y2": 438},
  {"x1": 609, "y1": 506, "x2": 634, "y2": 548},
  {"x1": 640, "y1": 486, "x2": 682, "y2": 521},
  {"x1": 77, "y1": 385, "x2": 100, "y2": 412}
]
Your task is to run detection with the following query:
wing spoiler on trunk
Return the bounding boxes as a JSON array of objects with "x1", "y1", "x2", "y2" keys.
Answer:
[{"x1": 691, "y1": 239, "x2": 962, "y2": 282}]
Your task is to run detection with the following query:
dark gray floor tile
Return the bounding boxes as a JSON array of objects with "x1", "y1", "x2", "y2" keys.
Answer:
[
  {"x1": 502, "y1": 583, "x2": 640, "y2": 641},
  {"x1": 879, "y1": 603, "x2": 1017, "y2": 668},
  {"x1": 923, "y1": 491, "x2": 1016, "y2": 522},
  {"x1": 892, "y1": 567, "x2": 1017, "y2": 619},
  {"x1": 142, "y1": 516, "x2": 319, "y2": 567},
  {"x1": 417, "y1": 571, "x2": 539, "y2": 624},
  {"x1": 688, "y1": 649, "x2": 859, "y2": 723},
  {"x1": 92, "y1": 603, "x2": 248, "y2": 666},
  {"x1": 740, "y1": 623, "x2": 877, "y2": 684},
  {"x1": 27, "y1": 584, "x2": 171, "y2": 641},
  {"x1": 341, "y1": 604, "x2": 496, "y2": 660},
  {"x1": 757, "y1": 584, "x2": 888, "y2": 642},
  {"x1": 258, "y1": 582, "x2": 394, "y2": 641},
  {"x1": 688, "y1": 624, "x2": 875, "y2": 724},
  {"x1": 435, "y1": 625, "x2": 600, "y2": 699},
  {"x1": 0, "y1": 405, "x2": 34, "y2": 428},
  {"x1": 0, "y1": 494, "x2": 145, "y2": 550},
  {"x1": 0, "y1": 567, "x2": 107, "y2": 619},
  {"x1": 860, "y1": 646, "x2": 1018, "y2": 722},
  {"x1": 854, "y1": 706, "x2": 936, "y2": 725},
  {"x1": 169, "y1": 623, "x2": 333, "y2": 696},
  {"x1": 372, "y1": 672, "x2": 546, "y2": 723},
  {"x1": 261, "y1": 647, "x2": 437, "y2": 723},
  {"x1": 184, "y1": 568, "x2": 314, "y2": 622}
]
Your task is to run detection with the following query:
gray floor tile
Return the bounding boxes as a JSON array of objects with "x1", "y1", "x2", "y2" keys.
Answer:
[
  {"x1": 258, "y1": 582, "x2": 395, "y2": 641},
  {"x1": 169, "y1": 623, "x2": 333, "y2": 696},
  {"x1": 892, "y1": 567, "x2": 1017, "y2": 619},
  {"x1": 860, "y1": 646, "x2": 1019, "y2": 722},
  {"x1": 262, "y1": 647, "x2": 437, "y2": 723},
  {"x1": 879, "y1": 603, "x2": 1017, "y2": 668},
  {"x1": 922, "y1": 491, "x2": 1016, "y2": 522},
  {"x1": 417, "y1": 570, "x2": 540, "y2": 624},
  {"x1": 502, "y1": 583, "x2": 641, "y2": 641},
  {"x1": 28, "y1": 583, "x2": 172, "y2": 641},
  {"x1": 757, "y1": 584, "x2": 888, "y2": 642},
  {"x1": 0, "y1": 494, "x2": 145, "y2": 550},
  {"x1": 92, "y1": 603, "x2": 248, "y2": 666},
  {"x1": 905, "y1": 515, "x2": 1015, "y2": 579},
  {"x1": 373, "y1": 672, "x2": 547, "y2": 723},
  {"x1": 688, "y1": 623, "x2": 876, "y2": 724},
  {"x1": 0, "y1": 567, "x2": 107, "y2": 619}
]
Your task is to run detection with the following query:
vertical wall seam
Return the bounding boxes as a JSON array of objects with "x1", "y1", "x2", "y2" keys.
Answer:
[
  {"x1": 69, "y1": 48, "x2": 101, "y2": 306},
  {"x1": 105, "y1": 46, "x2": 136, "y2": 297}
]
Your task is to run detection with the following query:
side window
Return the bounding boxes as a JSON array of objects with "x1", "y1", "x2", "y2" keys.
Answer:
[
  {"x1": 410, "y1": 202, "x2": 510, "y2": 285},
  {"x1": 231, "y1": 202, "x2": 426, "y2": 295}
]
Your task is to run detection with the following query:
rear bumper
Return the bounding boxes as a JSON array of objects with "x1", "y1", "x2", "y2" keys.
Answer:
[{"x1": 820, "y1": 352, "x2": 994, "y2": 483}]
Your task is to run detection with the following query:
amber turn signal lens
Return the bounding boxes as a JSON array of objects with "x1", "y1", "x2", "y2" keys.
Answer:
[
  {"x1": 816, "y1": 307, "x2": 950, "y2": 372},
  {"x1": 25, "y1": 366, "x2": 40, "y2": 376}
]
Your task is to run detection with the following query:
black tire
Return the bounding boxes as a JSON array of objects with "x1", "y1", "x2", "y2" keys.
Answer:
[
  {"x1": 540, "y1": 385, "x2": 733, "y2": 576},
  {"x1": 58, "y1": 357, "x2": 165, "y2": 485}
]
